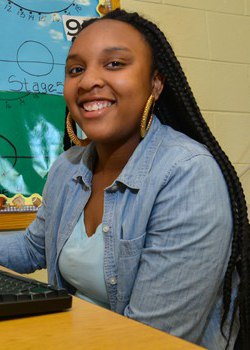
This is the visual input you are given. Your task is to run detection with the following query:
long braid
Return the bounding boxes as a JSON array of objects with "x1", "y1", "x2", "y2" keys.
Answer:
[{"x1": 65, "y1": 9, "x2": 250, "y2": 348}]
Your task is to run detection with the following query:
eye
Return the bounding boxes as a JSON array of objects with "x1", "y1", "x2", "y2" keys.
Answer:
[
  {"x1": 67, "y1": 66, "x2": 84, "y2": 75},
  {"x1": 106, "y1": 61, "x2": 125, "y2": 69}
]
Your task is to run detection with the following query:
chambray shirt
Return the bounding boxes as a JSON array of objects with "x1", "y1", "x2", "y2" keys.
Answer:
[{"x1": 0, "y1": 117, "x2": 238, "y2": 349}]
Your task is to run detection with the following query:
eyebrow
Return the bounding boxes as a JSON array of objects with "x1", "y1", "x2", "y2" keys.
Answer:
[
  {"x1": 66, "y1": 47, "x2": 132, "y2": 62},
  {"x1": 103, "y1": 46, "x2": 132, "y2": 53},
  {"x1": 66, "y1": 54, "x2": 80, "y2": 63}
]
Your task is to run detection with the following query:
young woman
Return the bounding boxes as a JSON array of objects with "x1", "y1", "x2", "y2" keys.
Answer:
[{"x1": 1, "y1": 9, "x2": 249, "y2": 350}]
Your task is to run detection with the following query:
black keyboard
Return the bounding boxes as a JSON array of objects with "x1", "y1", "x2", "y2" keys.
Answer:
[{"x1": 0, "y1": 270, "x2": 72, "y2": 318}]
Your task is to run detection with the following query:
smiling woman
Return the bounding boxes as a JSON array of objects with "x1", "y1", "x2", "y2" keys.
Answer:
[
  {"x1": 0, "y1": 8, "x2": 250, "y2": 350},
  {"x1": 64, "y1": 19, "x2": 162, "y2": 149}
]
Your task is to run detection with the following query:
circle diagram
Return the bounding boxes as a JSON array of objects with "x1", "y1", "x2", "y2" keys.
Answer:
[
  {"x1": 17, "y1": 41, "x2": 54, "y2": 77},
  {"x1": 0, "y1": 135, "x2": 18, "y2": 177}
]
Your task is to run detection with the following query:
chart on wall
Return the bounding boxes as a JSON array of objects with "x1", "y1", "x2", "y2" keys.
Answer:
[{"x1": 0, "y1": 0, "x2": 120, "y2": 213}]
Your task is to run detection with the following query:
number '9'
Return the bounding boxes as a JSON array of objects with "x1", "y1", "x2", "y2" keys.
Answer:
[{"x1": 66, "y1": 19, "x2": 81, "y2": 36}]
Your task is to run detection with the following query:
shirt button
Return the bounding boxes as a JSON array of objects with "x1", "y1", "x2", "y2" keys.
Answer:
[
  {"x1": 109, "y1": 277, "x2": 117, "y2": 285},
  {"x1": 102, "y1": 224, "x2": 110, "y2": 233},
  {"x1": 110, "y1": 184, "x2": 118, "y2": 192}
]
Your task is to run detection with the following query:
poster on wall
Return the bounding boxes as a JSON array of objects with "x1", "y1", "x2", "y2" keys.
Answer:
[{"x1": 0, "y1": 0, "x2": 120, "y2": 214}]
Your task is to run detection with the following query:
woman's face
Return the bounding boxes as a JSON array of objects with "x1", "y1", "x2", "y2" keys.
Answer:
[{"x1": 64, "y1": 19, "x2": 163, "y2": 146}]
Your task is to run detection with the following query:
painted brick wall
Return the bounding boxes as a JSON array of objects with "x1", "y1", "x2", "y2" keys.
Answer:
[{"x1": 122, "y1": 0, "x2": 250, "y2": 217}]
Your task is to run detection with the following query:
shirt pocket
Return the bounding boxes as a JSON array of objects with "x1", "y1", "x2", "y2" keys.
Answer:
[{"x1": 116, "y1": 232, "x2": 146, "y2": 302}]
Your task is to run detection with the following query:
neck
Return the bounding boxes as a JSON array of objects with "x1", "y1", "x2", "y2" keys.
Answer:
[{"x1": 94, "y1": 136, "x2": 140, "y2": 177}]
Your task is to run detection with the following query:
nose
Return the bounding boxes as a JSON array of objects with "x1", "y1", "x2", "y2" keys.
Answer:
[{"x1": 77, "y1": 66, "x2": 105, "y2": 91}]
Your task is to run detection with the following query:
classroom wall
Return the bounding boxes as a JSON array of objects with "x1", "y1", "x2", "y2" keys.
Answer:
[{"x1": 121, "y1": 0, "x2": 250, "y2": 218}]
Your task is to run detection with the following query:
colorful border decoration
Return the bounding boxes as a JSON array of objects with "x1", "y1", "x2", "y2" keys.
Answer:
[
  {"x1": 0, "y1": 193, "x2": 42, "y2": 212},
  {"x1": 96, "y1": 0, "x2": 120, "y2": 16}
]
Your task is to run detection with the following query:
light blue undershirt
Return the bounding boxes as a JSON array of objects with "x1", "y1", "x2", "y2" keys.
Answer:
[{"x1": 58, "y1": 211, "x2": 110, "y2": 309}]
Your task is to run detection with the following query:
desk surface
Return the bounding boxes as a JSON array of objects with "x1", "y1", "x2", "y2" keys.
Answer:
[{"x1": 0, "y1": 296, "x2": 204, "y2": 350}]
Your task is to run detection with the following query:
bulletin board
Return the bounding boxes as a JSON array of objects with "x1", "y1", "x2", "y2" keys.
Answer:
[{"x1": 0, "y1": 0, "x2": 120, "y2": 229}]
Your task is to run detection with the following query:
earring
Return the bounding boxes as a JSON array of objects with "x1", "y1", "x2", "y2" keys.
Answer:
[
  {"x1": 140, "y1": 94, "x2": 155, "y2": 138},
  {"x1": 66, "y1": 113, "x2": 91, "y2": 147}
]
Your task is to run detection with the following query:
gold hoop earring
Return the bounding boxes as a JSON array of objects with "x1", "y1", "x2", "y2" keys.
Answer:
[
  {"x1": 140, "y1": 94, "x2": 155, "y2": 138},
  {"x1": 66, "y1": 113, "x2": 91, "y2": 147}
]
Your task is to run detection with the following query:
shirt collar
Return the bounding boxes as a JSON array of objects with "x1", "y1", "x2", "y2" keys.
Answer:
[
  {"x1": 71, "y1": 142, "x2": 96, "y2": 188},
  {"x1": 117, "y1": 116, "x2": 165, "y2": 190}
]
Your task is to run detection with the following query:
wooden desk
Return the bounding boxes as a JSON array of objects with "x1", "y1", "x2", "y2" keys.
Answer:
[
  {"x1": 0, "y1": 297, "x2": 204, "y2": 350},
  {"x1": 0, "y1": 212, "x2": 36, "y2": 230}
]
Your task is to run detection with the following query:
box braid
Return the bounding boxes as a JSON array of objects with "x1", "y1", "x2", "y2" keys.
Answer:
[{"x1": 63, "y1": 9, "x2": 250, "y2": 348}]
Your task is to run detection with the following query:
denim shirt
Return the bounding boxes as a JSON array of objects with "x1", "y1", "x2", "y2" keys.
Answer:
[{"x1": 0, "y1": 117, "x2": 238, "y2": 349}]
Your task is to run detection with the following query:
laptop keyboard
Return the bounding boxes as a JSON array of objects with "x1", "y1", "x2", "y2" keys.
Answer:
[{"x1": 0, "y1": 270, "x2": 72, "y2": 318}]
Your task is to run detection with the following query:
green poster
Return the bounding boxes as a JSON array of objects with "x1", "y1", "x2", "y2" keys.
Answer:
[{"x1": 0, "y1": 91, "x2": 65, "y2": 200}]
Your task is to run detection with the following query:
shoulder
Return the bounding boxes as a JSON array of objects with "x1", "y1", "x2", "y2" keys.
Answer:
[
  {"x1": 43, "y1": 146, "x2": 88, "y2": 193},
  {"x1": 49, "y1": 146, "x2": 86, "y2": 175},
  {"x1": 149, "y1": 124, "x2": 232, "y2": 235},
  {"x1": 158, "y1": 123, "x2": 211, "y2": 160},
  {"x1": 151, "y1": 122, "x2": 224, "y2": 186}
]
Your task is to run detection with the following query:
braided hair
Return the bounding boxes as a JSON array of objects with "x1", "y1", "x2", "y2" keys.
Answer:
[{"x1": 64, "y1": 9, "x2": 250, "y2": 349}]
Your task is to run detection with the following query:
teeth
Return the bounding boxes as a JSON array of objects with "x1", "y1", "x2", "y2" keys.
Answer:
[{"x1": 83, "y1": 101, "x2": 112, "y2": 111}]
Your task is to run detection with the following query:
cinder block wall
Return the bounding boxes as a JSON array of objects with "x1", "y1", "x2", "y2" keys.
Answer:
[{"x1": 122, "y1": 0, "x2": 250, "y2": 217}]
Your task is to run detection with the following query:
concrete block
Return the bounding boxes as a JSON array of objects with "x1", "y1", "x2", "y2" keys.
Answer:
[
  {"x1": 245, "y1": 0, "x2": 250, "y2": 15},
  {"x1": 234, "y1": 164, "x2": 250, "y2": 206},
  {"x1": 179, "y1": 58, "x2": 250, "y2": 113},
  {"x1": 207, "y1": 12, "x2": 250, "y2": 64},
  {"x1": 160, "y1": 0, "x2": 244, "y2": 15},
  {"x1": 134, "y1": 0, "x2": 163, "y2": 4},
  {"x1": 201, "y1": 111, "x2": 215, "y2": 133},
  {"x1": 213, "y1": 112, "x2": 250, "y2": 163},
  {"x1": 121, "y1": 2, "x2": 209, "y2": 58}
]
